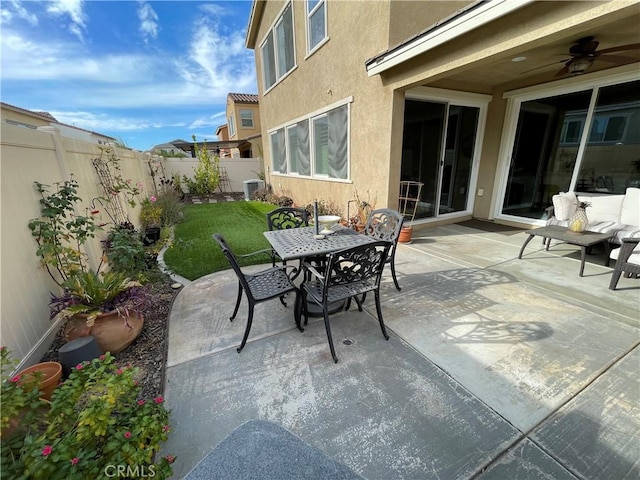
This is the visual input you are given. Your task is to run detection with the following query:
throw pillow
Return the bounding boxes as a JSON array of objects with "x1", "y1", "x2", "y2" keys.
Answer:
[
  {"x1": 552, "y1": 192, "x2": 577, "y2": 221},
  {"x1": 620, "y1": 187, "x2": 640, "y2": 226}
]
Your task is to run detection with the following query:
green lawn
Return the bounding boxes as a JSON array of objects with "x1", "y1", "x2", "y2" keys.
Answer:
[{"x1": 163, "y1": 201, "x2": 277, "y2": 280}]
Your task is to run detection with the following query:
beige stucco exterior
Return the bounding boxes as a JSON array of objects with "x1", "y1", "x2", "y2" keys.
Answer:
[{"x1": 247, "y1": 0, "x2": 640, "y2": 225}]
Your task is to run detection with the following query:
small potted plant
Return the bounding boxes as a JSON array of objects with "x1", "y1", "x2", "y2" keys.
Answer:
[
  {"x1": 140, "y1": 196, "x2": 163, "y2": 245},
  {"x1": 1, "y1": 350, "x2": 175, "y2": 479}
]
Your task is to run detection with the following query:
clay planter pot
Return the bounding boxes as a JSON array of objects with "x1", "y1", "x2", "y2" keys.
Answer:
[
  {"x1": 15, "y1": 362, "x2": 62, "y2": 401},
  {"x1": 63, "y1": 310, "x2": 144, "y2": 355},
  {"x1": 398, "y1": 226, "x2": 413, "y2": 243}
]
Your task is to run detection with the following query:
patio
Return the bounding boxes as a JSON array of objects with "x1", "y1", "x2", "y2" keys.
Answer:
[{"x1": 161, "y1": 222, "x2": 639, "y2": 479}]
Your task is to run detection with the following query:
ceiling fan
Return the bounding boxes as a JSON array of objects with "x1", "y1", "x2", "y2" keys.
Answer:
[{"x1": 524, "y1": 36, "x2": 640, "y2": 76}]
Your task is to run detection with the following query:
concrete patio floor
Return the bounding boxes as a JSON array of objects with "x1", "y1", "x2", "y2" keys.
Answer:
[{"x1": 162, "y1": 222, "x2": 639, "y2": 479}]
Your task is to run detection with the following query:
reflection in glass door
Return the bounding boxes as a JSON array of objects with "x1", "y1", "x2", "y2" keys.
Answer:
[{"x1": 401, "y1": 99, "x2": 479, "y2": 220}]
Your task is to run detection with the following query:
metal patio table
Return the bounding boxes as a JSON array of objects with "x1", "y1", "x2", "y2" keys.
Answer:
[
  {"x1": 264, "y1": 225, "x2": 379, "y2": 316},
  {"x1": 263, "y1": 225, "x2": 378, "y2": 261},
  {"x1": 518, "y1": 225, "x2": 613, "y2": 277}
]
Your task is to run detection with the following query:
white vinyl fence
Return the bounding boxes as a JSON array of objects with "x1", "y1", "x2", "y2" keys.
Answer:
[{"x1": 0, "y1": 123, "x2": 262, "y2": 369}]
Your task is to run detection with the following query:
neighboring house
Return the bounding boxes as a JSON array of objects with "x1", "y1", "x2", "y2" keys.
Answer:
[
  {"x1": 215, "y1": 124, "x2": 232, "y2": 157},
  {"x1": 245, "y1": 0, "x2": 640, "y2": 227},
  {"x1": 151, "y1": 139, "x2": 191, "y2": 157},
  {"x1": 226, "y1": 93, "x2": 262, "y2": 158},
  {"x1": 1, "y1": 102, "x2": 116, "y2": 145}
]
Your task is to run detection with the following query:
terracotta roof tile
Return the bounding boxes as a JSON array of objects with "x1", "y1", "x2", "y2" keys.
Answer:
[{"x1": 228, "y1": 93, "x2": 259, "y2": 104}]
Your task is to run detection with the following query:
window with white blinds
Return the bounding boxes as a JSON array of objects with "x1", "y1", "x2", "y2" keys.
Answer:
[
  {"x1": 270, "y1": 103, "x2": 349, "y2": 180},
  {"x1": 261, "y1": 3, "x2": 295, "y2": 91}
]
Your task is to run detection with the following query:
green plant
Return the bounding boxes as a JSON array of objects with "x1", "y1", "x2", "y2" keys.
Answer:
[
  {"x1": 139, "y1": 196, "x2": 162, "y2": 229},
  {"x1": 51, "y1": 270, "x2": 141, "y2": 325},
  {"x1": 183, "y1": 135, "x2": 220, "y2": 196},
  {"x1": 154, "y1": 189, "x2": 183, "y2": 227},
  {"x1": 28, "y1": 179, "x2": 99, "y2": 288},
  {"x1": 104, "y1": 223, "x2": 148, "y2": 278},
  {"x1": 1, "y1": 350, "x2": 174, "y2": 479}
]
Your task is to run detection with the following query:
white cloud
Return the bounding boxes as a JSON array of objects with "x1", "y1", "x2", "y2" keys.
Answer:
[
  {"x1": 199, "y1": 4, "x2": 228, "y2": 17},
  {"x1": 137, "y1": 1, "x2": 159, "y2": 44},
  {"x1": 1, "y1": 0, "x2": 38, "y2": 26},
  {"x1": 46, "y1": 0, "x2": 87, "y2": 41},
  {"x1": 188, "y1": 111, "x2": 227, "y2": 129},
  {"x1": 50, "y1": 110, "x2": 162, "y2": 132}
]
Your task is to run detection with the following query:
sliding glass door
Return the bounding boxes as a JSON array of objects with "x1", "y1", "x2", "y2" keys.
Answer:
[
  {"x1": 501, "y1": 79, "x2": 640, "y2": 221},
  {"x1": 401, "y1": 98, "x2": 480, "y2": 220}
]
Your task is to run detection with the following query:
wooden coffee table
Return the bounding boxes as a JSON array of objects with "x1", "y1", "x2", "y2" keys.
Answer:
[{"x1": 518, "y1": 225, "x2": 613, "y2": 276}]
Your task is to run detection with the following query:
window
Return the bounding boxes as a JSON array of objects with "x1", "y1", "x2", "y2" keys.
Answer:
[
  {"x1": 588, "y1": 114, "x2": 628, "y2": 143},
  {"x1": 271, "y1": 103, "x2": 349, "y2": 180},
  {"x1": 261, "y1": 3, "x2": 295, "y2": 91},
  {"x1": 240, "y1": 110, "x2": 254, "y2": 128},
  {"x1": 228, "y1": 114, "x2": 235, "y2": 136},
  {"x1": 560, "y1": 117, "x2": 585, "y2": 145},
  {"x1": 307, "y1": 0, "x2": 326, "y2": 53}
]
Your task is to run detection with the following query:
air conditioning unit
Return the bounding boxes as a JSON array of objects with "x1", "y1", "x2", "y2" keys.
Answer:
[{"x1": 243, "y1": 179, "x2": 265, "y2": 201}]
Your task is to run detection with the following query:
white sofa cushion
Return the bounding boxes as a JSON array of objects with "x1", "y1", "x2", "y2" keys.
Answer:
[
  {"x1": 577, "y1": 194, "x2": 624, "y2": 224},
  {"x1": 620, "y1": 187, "x2": 640, "y2": 226},
  {"x1": 552, "y1": 192, "x2": 577, "y2": 221}
]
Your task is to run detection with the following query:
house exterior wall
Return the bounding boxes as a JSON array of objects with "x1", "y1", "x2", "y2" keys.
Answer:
[
  {"x1": 249, "y1": 0, "x2": 639, "y2": 225},
  {"x1": 251, "y1": 0, "x2": 399, "y2": 215},
  {"x1": 387, "y1": 1, "x2": 474, "y2": 48}
]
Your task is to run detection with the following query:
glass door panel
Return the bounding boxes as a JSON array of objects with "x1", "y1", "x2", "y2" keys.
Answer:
[
  {"x1": 439, "y1": 106, "x2": 479, "y2": 215},
  {"x1": 401, "y1": 100, "x2": 446, "y2": 219},
  {"x1": 502, "y1": 90, "x2": 592, "y2": 219},
  {"x1": 577, "y1": 80, "x2": 640, "y2": 193}
]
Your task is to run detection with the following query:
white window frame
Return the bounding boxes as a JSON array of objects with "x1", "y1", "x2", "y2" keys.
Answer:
[
  {"x1": 260, "y1": 2, "x2": 296, "y2": 93},
  {"x1": 269, "y1": 97, "x2": 353, "y2": 182},
  {"x1": 306, "y1": 0, "x2": 328, "y2": 56},
  {"x1": 240, "y1": 109, "x2": 254, "y2": 128},
  {"x1": 228, "y1": 114, "x2": 236, "y2": 136}
]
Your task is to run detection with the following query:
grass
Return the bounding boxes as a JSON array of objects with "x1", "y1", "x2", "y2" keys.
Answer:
[{"x1": 163, "y1": 201, "x2": 277, "y2": 280}]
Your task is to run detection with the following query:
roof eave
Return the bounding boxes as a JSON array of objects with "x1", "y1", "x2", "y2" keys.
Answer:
[{"x1": 365, "y1": 0, "x2": 534, "y2": 77}]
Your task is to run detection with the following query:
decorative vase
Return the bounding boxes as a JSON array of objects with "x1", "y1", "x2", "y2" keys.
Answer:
[
  {"x1": 399, "y1": 226, "x2": 413, "y2": 243},
  {"x1": 568, "y1": 205, "x2": 588, "y2": 233},
  {"x1": 63, "y1": 310, "x2": 144, "y2": 355},
  {"x1": 15, "y1": 361, "x2": 62, "y2": 401}
]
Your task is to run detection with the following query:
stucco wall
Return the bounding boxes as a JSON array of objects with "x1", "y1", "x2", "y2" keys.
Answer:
[{"x1": 254, "y1": 0, "x2": 402, "y2": 213}]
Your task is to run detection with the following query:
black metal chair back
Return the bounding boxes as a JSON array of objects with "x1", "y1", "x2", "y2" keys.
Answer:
[
  {"x1": 266, "y1": 207, "x2": 309, "y2": 231},
  {"x1": 213, "y1": 234, "x2": 301, "y2": 353},
  {"x1": 364, "y1": 208, "x2": 404, "y2": 290},
  {"x1": 301, "y1": 240, "x2": 391, "y2": 362}
]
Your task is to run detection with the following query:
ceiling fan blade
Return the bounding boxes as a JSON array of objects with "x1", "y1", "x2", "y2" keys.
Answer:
[
  {"x1": 521, "y1": 60, "x2": 567, "y2": 74},
  {"x1": 596, "y1": 54, "x2": 638, "y2": 64},
  {"x1": 554, "y1": 65, "x2": 570, "y2": 77},
  {"x1": 597, "y1": 43, "x2": 640, "y2": 54}
]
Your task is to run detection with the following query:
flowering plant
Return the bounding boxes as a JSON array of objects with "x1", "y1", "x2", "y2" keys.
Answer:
[
  {"x1": 139, "y1": 196, "x2": 162, "y2": 229},
  {"x1": 1, "y1": 351, "x2": 174, "y2": 479},
  {"x1": 28, "y1": 178, "x2": 100, "y2": 288}
]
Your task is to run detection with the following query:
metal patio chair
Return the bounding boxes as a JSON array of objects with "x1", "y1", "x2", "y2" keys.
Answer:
[
  {"x1": 213, "y1": 234, "x2": 301, "y2": 353},
  {"x1": 266, "y1": 207, "x2": 310, "y2": 268},
  {"x1": 300, "y1": 240, "x2": 392, "y2": 363},
  {"x1": 364, "y1": 208, "x2": 404, "y2": 291}
]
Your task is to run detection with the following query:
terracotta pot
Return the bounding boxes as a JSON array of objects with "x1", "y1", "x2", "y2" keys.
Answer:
[
  {"x1": 16, "y1": 362, "x2": 62, "y2": 401},
  {"x1": 398, "y1": 226, "x2": 413, "y2": 243},
  {"x1": 63, "y1": 310, "x2": 144, "y2": 355}
]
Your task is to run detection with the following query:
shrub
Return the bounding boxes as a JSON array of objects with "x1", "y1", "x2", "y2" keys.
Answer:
[
  {"x1": 155, "y1": 189, "x2": 183, "y2": 227},
  {"x1": 184, "y1": 136, "x2": 220, "y2": 196},
  {"x1": 104, "y1": 223, "x2": 148, "y2": 279},
  {"x1": 251, "y1": 188, "x2": 272, "y2": 202},
  {"x1": 0, "y1": 351, "x2": 174, "y2": 480}
]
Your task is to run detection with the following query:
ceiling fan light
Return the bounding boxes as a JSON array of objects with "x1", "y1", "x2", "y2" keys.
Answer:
[{"x1": 568, "y1": 57, "x2": 593, "y2": 74}]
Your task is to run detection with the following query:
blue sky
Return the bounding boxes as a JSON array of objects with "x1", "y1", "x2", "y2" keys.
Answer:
[{"x1": 1, "y1": 0, "x2": 256, "y2": 151}]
